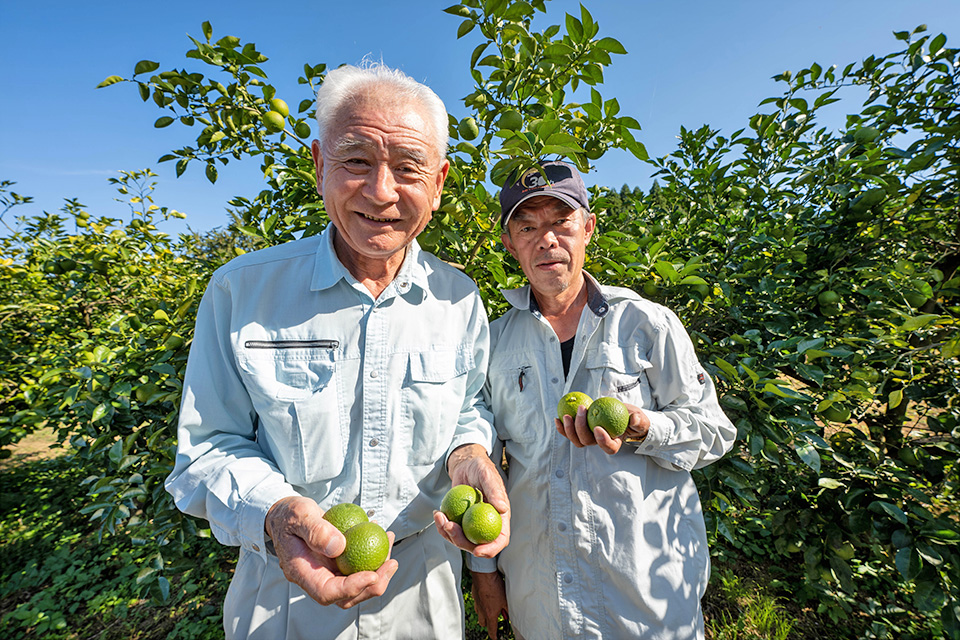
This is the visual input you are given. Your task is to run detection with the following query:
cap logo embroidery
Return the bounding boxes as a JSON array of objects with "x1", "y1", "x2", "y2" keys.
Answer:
[{"x1": 521, "y1": 168, "x2": 549, "y2": 190}]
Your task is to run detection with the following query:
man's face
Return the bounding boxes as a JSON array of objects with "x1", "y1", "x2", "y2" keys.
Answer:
[
  {"x1": 501, "y1": 195, "x2": 596, "y2": 298},
  {"x1": 312, "y1": 94, "x2": 449, "y2": 270}
]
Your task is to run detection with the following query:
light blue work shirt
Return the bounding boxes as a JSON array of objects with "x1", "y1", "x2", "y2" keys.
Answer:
[
  {"x1": 166, "y1": 224, "x2": 495, "y2": 639},
  {"x1": 474, "y1": 274, "x2": 736, "y2": 640}
]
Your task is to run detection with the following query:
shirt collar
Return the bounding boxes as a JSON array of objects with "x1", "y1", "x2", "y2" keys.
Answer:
[
  {"x1": 311, "y1": 225, "x2": 428, "y2": 302},
  {"x1": 501, "y1": 271, "x2": 609, "y2": 317}
]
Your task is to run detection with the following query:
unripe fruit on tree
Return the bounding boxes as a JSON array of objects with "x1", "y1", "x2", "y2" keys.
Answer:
[
  {"x1": 458, "y1": 117, "x2": 480, "y2": 140},
  {"x1": 294, "y1": 121, "x2": 311, "y2": 138},
  {"x1": 853, "y1": 126, "x2": 880, "y2": 145},
  {"x1": 262, "y1": 110, "x2": 285, "y2": 132},
  {"x1": 498, "y1": 110, "x2": 523, "y2": 131},
  {"x1": 817, "y1": 290, "x2": 841, "y2": 306},
  {"x1": 269, "y1": 98, "x2": 289, "y2": 118}
]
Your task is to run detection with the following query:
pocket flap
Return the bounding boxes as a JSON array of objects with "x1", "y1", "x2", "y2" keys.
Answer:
[
  {"x1": 585, "y1": 343, "x2": 652, "y2": 375},
  {"x1": 408, "y1": 348, "x2": 473, "y2": 383}
]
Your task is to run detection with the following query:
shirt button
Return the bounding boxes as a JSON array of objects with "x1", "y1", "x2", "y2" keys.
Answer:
[
  {"x1": 252, "y1": 544, "x2": 261, "y2": 552},
  {"x1": 551, "y1": 377, "x2": 559, "y2": 384},
  {"x1": 564, "y1": 574, "x2": 573, "y2": 584},
  {"x1": 555, "y1": 469, "x2": 564, "y2": 478},
  {"x1": 399, "y1": 281, "x2": 409, "y2": 289},
  {"x1": 558, "y1": 523, "x2": 567, "y2": 532},
  {"x1": 549, "y1": 337, "x2": 556, "y2": 343},
  {"x1": 369, "y1": 438, "x2": 379, "y2": 447},
  {"x1": 370, "y1": 370, "x2": 379, "y2": 379},
  {"x1": 367, "y1": 509, "x2": 376, "y2": 517}
]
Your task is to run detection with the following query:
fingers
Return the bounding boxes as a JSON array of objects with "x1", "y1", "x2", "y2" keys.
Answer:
[
  {"x1": 593, "y1": 426, "x2": 623, "y2": 455},
  {"x1": 556, "y1": 405, "x2": 597, "y2": 447},
  {"x1": 266, "y1": 497, "x2": 397, "y2": 608}
]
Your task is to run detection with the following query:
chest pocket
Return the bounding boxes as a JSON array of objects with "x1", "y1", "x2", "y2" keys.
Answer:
[
  {"x1": 237, "y1": 343, "x2": 344, "y2": 485},
  {"x1": 489, "y1": 354, "x2": 544, "y2": 444},
  {"x1": 585, "y1": 343, "x2": 654, "y2": 409},
  {"x1": 403, "y1": 347, "x2": 473, "y2": 466}
]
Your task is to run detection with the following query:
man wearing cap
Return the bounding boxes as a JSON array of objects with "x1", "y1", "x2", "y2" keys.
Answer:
[{"x1": 459, "y1": 161, "x2": 737, "y2": 639}]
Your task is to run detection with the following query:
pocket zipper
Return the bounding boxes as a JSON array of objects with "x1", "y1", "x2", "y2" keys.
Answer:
[{"x1": 244, "y1": 340, "x2": 340, "y2": 349}]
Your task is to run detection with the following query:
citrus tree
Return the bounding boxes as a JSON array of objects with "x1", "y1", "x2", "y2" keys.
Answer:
[{"x1": 2, "y1": 1, "x2": 958, "y2": 637}]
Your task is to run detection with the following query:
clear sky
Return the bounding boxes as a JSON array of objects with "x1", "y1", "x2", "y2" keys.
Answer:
[{"x1": 1, "y1": 0, "x2": 958, "y2": 236}]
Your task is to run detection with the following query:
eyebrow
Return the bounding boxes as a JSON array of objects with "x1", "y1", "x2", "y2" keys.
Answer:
[{"x1": 328, "y1": 137, "x2": 431, "y2": 166}]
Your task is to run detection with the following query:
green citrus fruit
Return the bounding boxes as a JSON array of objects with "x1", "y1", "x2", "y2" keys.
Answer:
[
  {"x1": 817, "y1": 290, "x2": 841, "y2": 306},
  {"x1": 820, "y1": 404, "x2": 851, "y2": 423},
  {"x1": 853, "y1": 126, "x2": 879, "y2": 145},
  {"x1": 461, "y1": 502, "x2": 502, "y2": 545},
  {"x1": 642, "y1": 281, "x2": 659, "y2": 297},
  {"x1": 269, "y1": 98, "x2": 289, "y2": 118},
  {"x1": 440, "y1": 485, "x2": 482, "y2": 525},
  {"x1": 262, "y1": 110, "x2": 285, "y2": 132},
  {"x1": 498, "y1": 110, "x2": 523, "y2": 131},
  {"x1": 587, "y1": 396, "x2": 630, "y2": 438},
  {"x1": 557, "y1": 391, "x2": 593, "y2": 420},
  {"x1": 336, "y1": 521, "x2": 389, "y2": 575},
  {"x1": 458, "y1": 117, "x2": 480, "y2": 140},
  {"x1": 323, "y1": 502, "x2": 369, "y2": 533},
  {"x1": 294, "y1": 121, "x2": 312, "y2": 138}
]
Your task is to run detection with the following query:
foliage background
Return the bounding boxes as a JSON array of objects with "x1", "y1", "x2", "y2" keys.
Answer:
[{"x1": 2, "y1": 1, "x2": 958, "y2": 638}]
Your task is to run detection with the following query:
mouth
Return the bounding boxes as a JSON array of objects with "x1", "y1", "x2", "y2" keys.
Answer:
[
  {"x1": 358, "y1": 212, "x2": 398, "y2": 223},
  {"x1": 536, "y1": 254, "x2": 567, "y2": 269}
]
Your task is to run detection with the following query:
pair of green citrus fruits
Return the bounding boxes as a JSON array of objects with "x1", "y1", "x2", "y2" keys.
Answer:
[
  {"x1": 439, "y1": 485, "x2": 502, "y2": 545},
  {"x1": 322, "y1": 503, "x2": 388, "y2": 575},
  {"x1": 557, "y1": 392, "x2": 630, "y2": 438}
]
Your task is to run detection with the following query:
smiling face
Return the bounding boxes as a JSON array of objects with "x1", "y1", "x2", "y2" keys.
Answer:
[
  {"x1": 312, "y1": 91, "x2": 449, "y2": 280},
  {"x1": 501, "y1": 195, "x2": 596, "y2": 302}
]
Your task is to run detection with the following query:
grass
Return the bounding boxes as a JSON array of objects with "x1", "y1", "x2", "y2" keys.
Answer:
[{"x1": 705, "y1": 568, "x2": 795, "y2": 640}]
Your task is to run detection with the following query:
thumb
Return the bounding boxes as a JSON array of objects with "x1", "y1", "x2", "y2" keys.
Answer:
[{"x1": 300, "y1": 513, "x2": 346, "y2": 558}]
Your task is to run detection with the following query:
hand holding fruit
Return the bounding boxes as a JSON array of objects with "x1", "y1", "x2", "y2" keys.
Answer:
[
  {"x1": 265, "y1": 496, "x2": 398, "y2": 609},
  {"x1": 556, "y1": 392, "x2": 650, "y2": 455},
  {"x1": 435, "y1": 444, "x2": 511, "y2": 557}
]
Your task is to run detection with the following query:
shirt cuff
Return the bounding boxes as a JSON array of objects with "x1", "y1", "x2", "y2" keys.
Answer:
[
  {"x1": 634, "y1": 409, "x2": 672, "y2": 456},
  {"x1": 465, "y1": 553, "x2": 499, "y2": 573},
  {"x1": 238, "y1": 478, "x2": 302, "y2": 563}
]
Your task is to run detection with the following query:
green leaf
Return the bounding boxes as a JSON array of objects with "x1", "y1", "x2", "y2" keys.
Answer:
[
  {"x1": 888, "y1": 389, "x2": 903, "y2": 409},
  {"x1": 871, "y1": 500, "x2": 908, "y2": 525},
  {"x1": 595, "y1": 37, "x2": 627, "y2": 55},
  {"x1": 205, "y1": 163, "x2": 218, "y2": 184},
  {"x1": 97, "y1": 75, "x2": 124, "y2": 88},
  {"x1": 900, "y1": 314, "x2": 939, "y2": 331},
  {"x1": 134, "y1": 60, "x2": 160, "y2": 75},
  {"x1": 154, "y1": 116, "x2": 174, "y2": 128},
  {"x1": 895, "y1": 546, "x2": 921, "y2": 580},
  {"x1": 794, "y1": 440, "x2": 821, "y2": 473},
  {"x1": 92, "y1": 403, "x2": 109, "y2": 422},
  {"x1": 818, "y1": 477, "x2": 844, "y2": 489},
  {"x1": 457, "y1": 18, "x2": 476, "y2": 38},
  {"x1": 202, "y1": 21, "x2": 213, "y2": 41}
]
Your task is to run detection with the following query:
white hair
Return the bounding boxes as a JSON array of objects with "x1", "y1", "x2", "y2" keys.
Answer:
[{"x1": 315, "y1": 61, "x2": 449, "y2": 161}]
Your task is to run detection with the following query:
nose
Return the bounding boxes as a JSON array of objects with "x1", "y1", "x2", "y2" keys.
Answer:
[
  {"x1": 537, "y1": 227, "x2": 559, "y2": 250},
  {"x1": 363, "y1": 163, "x2": 400, "y2": 206}
]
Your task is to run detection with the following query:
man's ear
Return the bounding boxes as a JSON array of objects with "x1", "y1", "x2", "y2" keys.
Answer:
[
  {"x1": 311, "y1": 140, "x2": 324, "y2": 197},
  {"x1": 583, "y1": 212, "x2": 597, "y2": 245},
  {"x1": 432, "y1": 159, "x2": 450, "y2": 210}
]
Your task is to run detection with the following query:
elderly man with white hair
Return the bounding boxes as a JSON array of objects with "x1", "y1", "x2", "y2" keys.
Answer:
[{"x1": 166, "y1": 62, "x2": 509, "y2": 640}]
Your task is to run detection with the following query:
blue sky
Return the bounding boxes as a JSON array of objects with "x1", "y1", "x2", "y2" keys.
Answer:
[{"x1": 1, "y1": 0, "x2": 958, "y2": 236}]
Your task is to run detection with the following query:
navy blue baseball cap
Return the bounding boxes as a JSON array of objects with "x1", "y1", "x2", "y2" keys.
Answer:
[{"x1": 499, "y1": 161, "x2": 589, "y2": 226}]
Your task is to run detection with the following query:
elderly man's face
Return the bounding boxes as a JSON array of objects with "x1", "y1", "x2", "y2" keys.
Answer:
[
  {"x1": 312, "y1": 94, "x2": 448, "y2": 272},
  {"x1": 501, "y1": 195, "x2": 595, "y2": 299}
]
